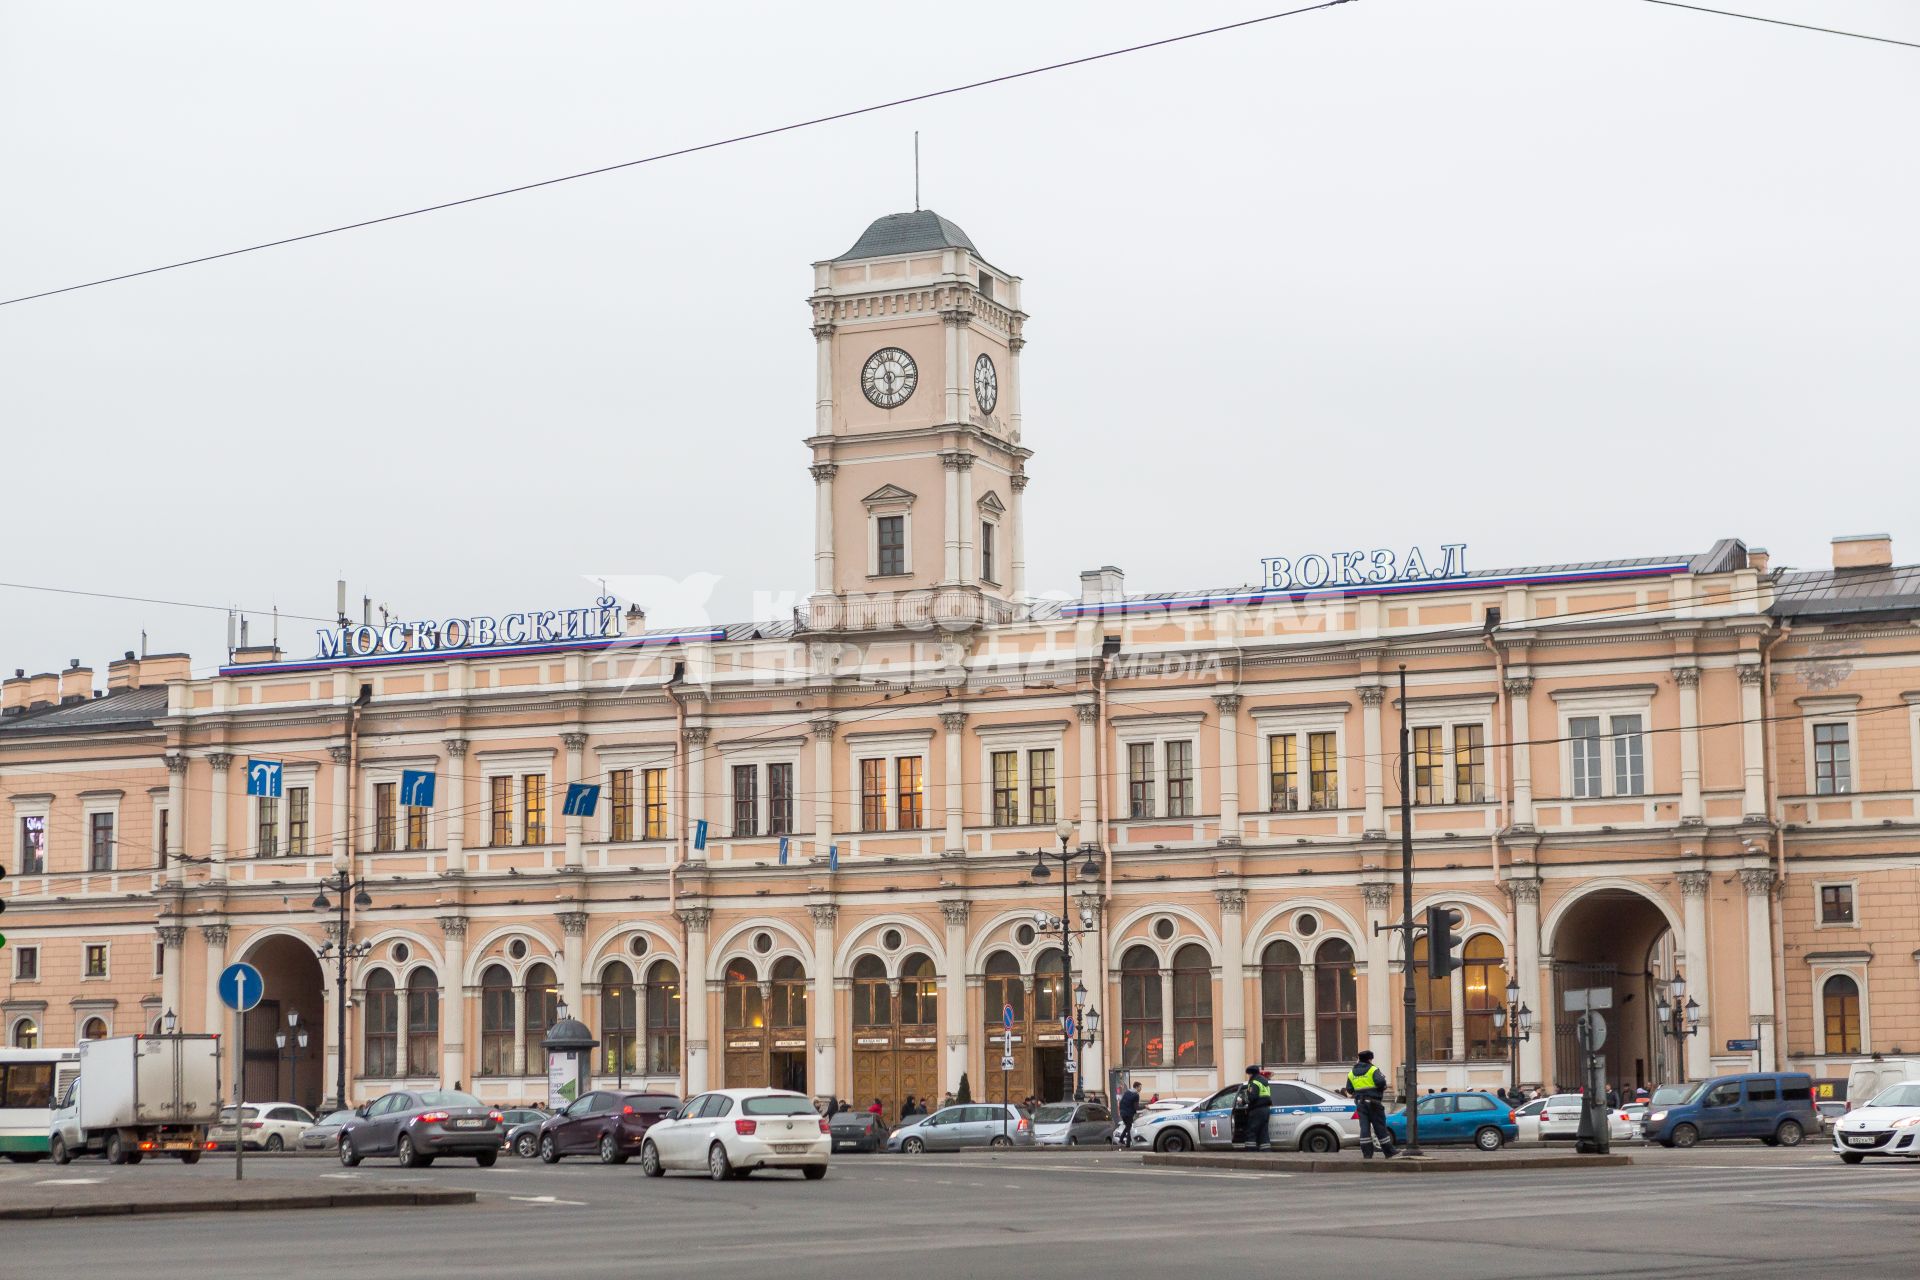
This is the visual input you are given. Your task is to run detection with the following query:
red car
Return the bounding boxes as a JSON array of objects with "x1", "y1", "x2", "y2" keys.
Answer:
[{"x1": 536, "y1": 1090, "x2": 679, "y2": 1164}]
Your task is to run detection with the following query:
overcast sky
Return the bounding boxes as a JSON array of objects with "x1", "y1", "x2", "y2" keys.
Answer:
[{"x1": 2, "y1": 0, "x2": 1915, "y2": 679}]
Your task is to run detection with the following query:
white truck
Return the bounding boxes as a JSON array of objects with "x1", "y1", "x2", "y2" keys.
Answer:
[{"x1": 50, "y1": 1033, "x2": 222, "y2": 1165}]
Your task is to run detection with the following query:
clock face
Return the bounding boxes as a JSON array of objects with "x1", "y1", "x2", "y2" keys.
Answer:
[
  {"x1": 861, "y1": 347, "x2": 918, "y2": 408},
  {"x1": 973, "y1": 353, "x2": 999, "y2": 414}
]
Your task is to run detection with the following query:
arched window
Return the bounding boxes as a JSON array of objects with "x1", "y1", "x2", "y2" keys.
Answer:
[
  {"x1": 364, "y1": 971, "x2": 397, "y2": 1077},
  {"x1": 644, "y1": 959, "x2": 681, "y2": 1074},
  {"x1": 853, "y1": 954, "x2": 891, "y2": 1027},
  {"x1": 1462, "y1": 935, "x2": 1508, "y2": 1060},
  {"x1": 1411, "y1": 936, "x2": 1452, "y2": 1061},
  {"x1": 1171, "y1": 944, "x2": 1214, "y2": 1068},
  {"x1": 1260, "y1": 939, "x2": 1304, "y2": 1064},
  {"x1": 1314, "y1": 939, "x2": 1358, "y2": 1063},
  {"x1": 1823, "y1": 974, "x2": 1862, "y2": 1055},
  {"x1": 724, "y1": 959, "x2": 763, "y2": 1031},
  {"x1": 770, "y1": 956, "x2": 808, "y2": 1030},
  {"x1": 479, "y1": 965, "x2": 514, "y2": 1076},
  {"x1": 983, "y1": 951, "x2": 1022, "y2": 1028},
  {"x1": 1119, "y1": 945, "x2": 1162, "y2": 1067},
  {"x1": 1033, "y1": 948, "x2": 1065, "y2": 1023},
  {"x1": 898, "y1": 953, "x2": 937, "y2": 1026},
  {"x1": 406, "y1": 969, "x2": 439, "y2": 1076},
  {"x1": 81, "y1": 1017, "x2": 109, "y2": 1041},
  {"x1": 522, "y1": 962, "x2": 557, "y2": 1069},
  {"x1": 602, "y1": 960, "x2": 637, "y2": 1075},
  {"x1": 11, "y1": 1018, "x2": 38, "y2": 1049}
]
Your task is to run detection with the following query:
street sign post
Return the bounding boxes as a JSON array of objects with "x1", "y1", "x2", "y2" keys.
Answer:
[
  {"x1": 400, "y1": 770, "x2": 436, "y2": 809},
  {"x1": 1573, "y1": 1011, "x2": 1610, "y2": 1156},
  {"x1": 1002, "y1": 1003, "x2": 1015, "y2": 1145},
  {"x1": 1563, "y1": 987, "x2": 1614, "y2": 1012},
  {"x1": 219, "y1": 962, "x2": 265, "y2": 1182},
  {"x1": 1726, "y1": 1038, "x2": 1760, "y2": 1052},
  {"x1": 245, "y1": 760, "x2": 283, "y2": 799}
]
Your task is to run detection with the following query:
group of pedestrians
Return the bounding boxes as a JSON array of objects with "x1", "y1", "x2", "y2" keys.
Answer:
[{"x1": 817, "y1": 1095, "x2": 938, "y2": 1124}]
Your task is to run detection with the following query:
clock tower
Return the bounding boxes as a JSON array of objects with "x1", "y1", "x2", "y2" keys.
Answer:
[{"x1": 806, "y1": 210, "x2": 1028, "y2": 630}]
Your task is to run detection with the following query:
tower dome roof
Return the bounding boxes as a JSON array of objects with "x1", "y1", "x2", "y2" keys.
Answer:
[{"x1": 834, "y1": 209, "x2": 979, "y2": 262}]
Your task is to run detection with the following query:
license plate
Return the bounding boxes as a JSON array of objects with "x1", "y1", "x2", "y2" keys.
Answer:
[
  {"x1": 451, "y1": 1119, "x2": 485, "y2": 1129},
  {"x1": 1844, "y1": 1134, "x2": 1876, "y2": 1146},
  {"x1": 774, "y1": 1143, "x2": 809, "y2": 1154}
]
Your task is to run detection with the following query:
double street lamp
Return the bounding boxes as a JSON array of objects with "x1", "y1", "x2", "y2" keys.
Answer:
[
  {"x1": 274, "y1": 1011, "x2": 310, "y2": 1109},
  {"x1": 313, "y1": 871, "x2": 374, "y2": 1111},
  {"x1": 1656, "y1": 970, "x2": 1702, "y2": 1081},
  {"x1": 1029, "y1": 818, "x2": 1102, "y2": 1103},
  {"x1": 1489, "y1": 978, "x2": 1533, "y2": 1097}
]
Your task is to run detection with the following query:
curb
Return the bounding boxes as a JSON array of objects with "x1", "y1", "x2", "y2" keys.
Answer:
[
  {"x1": 1142, "y1": 1152, "x2": 1634, "y2": 1174},
  {"x1": 0, "y1": 1188, "x2": 475, "y2": 1221}
]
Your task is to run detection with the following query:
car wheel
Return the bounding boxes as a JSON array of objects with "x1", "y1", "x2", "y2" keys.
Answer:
[
  {"x1": 1474, "y1": 1126, "x2": 1504, "y2": 1152},
  {"x1": 901, "y1": 1137, "x2": 924, "y2": 1155},
  {"x1": 475, "y1": 1150, "x2": 497, "y2": 1168},
  {"x1": 539, "y1": 1135, "x2": 560, "y2": 1164},
  {"x1": 339, "y1": 1136, "x2": 361, "y2": 1167},
  {"x1": 1301, "y1": 1128, "x2": 1337, "y2": 1155},
  {"x1": 989, "y1": 1136, "x2": 1012, "y2": 1148},
  {"x1": 179, "y1": 1150, "x2": 201, "y2": 1165},
  {"x1": 641, "y1": 1140, "x2": 665, "y2": 1177},
  {"x1": 50, "y1": 1137, "x2": 71, "y2": 1166},
  {"x1": 1157, "y1": 1131, "x2": 1192, "y2": 1153},
  {"x1": 1670, "y1": 1123, "x2": 1699, "y2": 1149},
  {"x1": 265, "y1": 1134, "x2": 285, "y2": 1153},
  {"x1": 1839, "y1": 1151, "x2": 1865, "y2": 1165},
  {"x1": 803, "y1": 1164, "x2": 827, "y2": 1180},
  {"x1": 515, "y1": 1133, "x2": 538, "y2": 1159},
  {"x1": 1067, "y1": 1136, "x2": 1078, "y2": 1147},
  {"x1": 708, "y1": 1143, "x2": 733, "y2": 1182},
  {"x1": 126, "y1": 1151, "x2": 144, "y2": 1165},
  {"x1": 1775, "y1": 1120, "x2": 1804, "y2": 1148},
  {"x1": 600, "y1": 1133, "x2": 629, "y2": 1165},
  {"x1": 106, "y1": 1132, "x2": 128, "y2": 1165},
  {"x1": 397, "y1": 1134, "x2": 423, "y2": 1168}
]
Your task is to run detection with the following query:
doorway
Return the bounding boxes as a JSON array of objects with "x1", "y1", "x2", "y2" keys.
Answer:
[{"x1": 1033, "y1": 1047, "x2": 1067, "y2": 1103}]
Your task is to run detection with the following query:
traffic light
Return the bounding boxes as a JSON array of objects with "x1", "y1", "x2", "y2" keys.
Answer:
[{"x1": 1426, "y1": 905, "x2": 1464, "y2": 978}]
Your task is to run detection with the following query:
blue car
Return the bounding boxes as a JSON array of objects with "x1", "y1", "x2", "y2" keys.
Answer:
[{"x1": 1384, "y1": 1091, "x2": 1518, "y2": 1150}]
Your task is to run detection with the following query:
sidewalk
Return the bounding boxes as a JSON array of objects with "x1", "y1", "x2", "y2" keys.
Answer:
[
  {"x1": 1144, "y1": 1149, "x2": 1633, "y2": 1174},
  {"x1": 0, "y1": 1177, "x2": 474, "y2": 1221}
]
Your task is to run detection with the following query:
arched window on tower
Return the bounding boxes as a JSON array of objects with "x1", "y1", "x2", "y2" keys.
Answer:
[
  {"x1": 601, "y1": 960, "x2": 637, "y2": 1075},
  {"x1": 364, "y1": 971, "x2": 397, "y2": 1077},
  {"x1": 770, "y1": 957, "x2": 808, "y2": 1031},
  {"x1": 479, "y1": 965, "x2": 513, "y2": 1076},
  {"x1": 1314, "y1": 939, "x2": 1358, "y2": 1063},
  {"x1": 724, "y1": 959, "x2": 763, "y2": 1031},
  {"x1": 1463, "y1": 936, "x2": 1508, "y2": 1061},
  {"x1": 644, "y1": 959, "x2": 681, "y2": 1074},
  {"x1": 406, "y1": 969, "x2": 439, "y2": 1075},
  {"x1": 1171, "y1": 944, "x2": 1214, "y2": 1068},
  {"x1": 853, "y1": 955, "x2": 891, "y2": 1027},
  {"x1": 983, "y1": 951, "x2": 1022, "y2": 1031},
  {"x1": 899, "y1": 953, "x2": 937, "y2": 1026},
  {"x1": 1033, "y1": 948, "x2": 1065, "y2": 1023},
  {"x1": 1260, "y1": 940, "x2": 1304, "y2": 1064},
  {"x1": 1119, "y1": 946, "x2": 1162, "y2": 1068},
  {"x1": 522, "y1": 963, "x2": 557, "y2": 1071}
]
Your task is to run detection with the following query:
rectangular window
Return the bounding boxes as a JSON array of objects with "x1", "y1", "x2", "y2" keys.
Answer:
[
  {"x1": 1813, "y1": 723, "x2": 1851, "y2": 795},
  {"x1": 733, "y1": 764, "x2": 759, "y2": 837},
  {"x1": 489, "y1": 776, "x2": 513, "y2": 847},
  {"x1": 643, "y1": 768, "x2": 668, "y2": 840},
  {"x1": 1453, "y1": 724, "x2": 1486, "y2": 803},
  {"x1": 20, "y1": 815, "x2": 46, "y2": 874},
  {"x1": 1412, "y1": 727, "x2": 1445, "y2": 806},
  {"x1": 1308, "y1": 732, "x2": 1339, "y2": 810},
  {"x1": 768, "y1": 763, "x2": 794, "y2": 836},
  {"x1": 861, "y1": 758, "x2": 888, "y2": 832},
  {"x1": 405, "y1": 803, "x2": 428, "y2": 852},
  {"x1": 156, "y1": 809, "x2": 168, "y2": 869},
  {"x1": 1268, "y1": 735, "x2": 1298, "y2": 812},
  {"x1": 288, "y1": 787, "x2": 309, "y2": 856},
  {"x1": 991, "y1": 751, "x2": 1019, "y2": 826},
  {"x1": 980, "y1": 521, "x2": 997, "y2": 583},
  {"x1": 1127, "y1": 743, "x2": 1155, "y2": 819},
  {"x1": 609, "y1": 769, "x2": 634, "y2": 842},
  {"x1": 896, "y1": 756, "x2": 924, "y2": 830},
  {"x1": 14, "y1": 945, "x2": 38, "y2": 980},
  {"x1": 1569, "y1": 717, "x2": 1603, "y2": 798},
  {"x1": 374, "y1": 782, "x2": 397, "y2": 852},
  {"x1": 155, "y1": 940, "x2": 166, "y2": 976},
  {"x1": 1165, "y1": 741, "x2": 1194, "y2": 818},
  {"x1": 1820, "y1": 883, "x2": 1855, "y2": 924},
  {"x1": 89, "y1": 812, "x2": 115, "y2": 872},
  {"x1": 1610, "y1": 714, "x2": 1645, "y2": 796},
  {"x1": 876, "y1": 515, "x2": 906, "y2": 576},
  {"x1": 84, "y1": 944, "x2": 108, "y2": 978},
  {"x1": 522, "y1": 774, "x2": 546, "y2": 844},
  {"x1": 257, "y1": 798, "x2": 278, "y2": 858},
  {"x1": 1028, "y1": 749, "x2": 1057, "y2": 826}
]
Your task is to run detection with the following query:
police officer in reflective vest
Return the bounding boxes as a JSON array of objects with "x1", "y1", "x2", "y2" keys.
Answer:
[
  {"x1": 1240, "y1": 1066, "x2": 1273, "y2": 1152},
  {"x1": 1346, "y1": 1050, "x2": 1396, "y2": 1159}
]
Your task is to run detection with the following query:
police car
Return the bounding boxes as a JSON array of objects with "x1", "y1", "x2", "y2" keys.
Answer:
[{"x1": 1129, "y1": 1079, "x2": 1358, "y2": 1153}]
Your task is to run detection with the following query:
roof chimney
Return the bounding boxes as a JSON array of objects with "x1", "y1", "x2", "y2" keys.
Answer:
[
  {"x1": 26, "y1": 672, "x2": 59, "y2": 710},
  {"x1": 60, "y1": 661, "x2": 92, "y2": 705},
  {"x1": 139, "y1": 654, "x2": 193, "y2": 685},
  {"x1": 1, "y1": 670, "x2": 27, "y2": 716},
  {"x1": 1832, "y1": 533, "x2": 1892, "y2": 571},
  {"x1": 1747, "y1": 547, "x2": 1769, "y2": 575},
  {"x1": 108, "y1": 651, "x2": 139, "y2": 691},
  {"x1": 624, "y1": 604, "x2": 648, "y2": 636},
  {"x1": 1079, "y1": 565, "x2": 1126, "y2": 605}
]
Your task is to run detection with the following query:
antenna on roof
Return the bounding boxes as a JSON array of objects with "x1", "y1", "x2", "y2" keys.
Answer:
[{"x1": 913, "y1": 130, "x2": 920, "y2": 211}]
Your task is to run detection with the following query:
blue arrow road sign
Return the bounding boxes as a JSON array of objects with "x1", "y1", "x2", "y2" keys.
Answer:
[
  {"x1": 400, "y1": 770, "x2": 436, "y2": 809},
  {"x1": 778, "y1": 837, "x2": 789, "y2": 865},
  {"x1": 245, "y1": 760, "x2": 283, "y2": 799},
  {"x1": 694, "y1": 819, "x2": 708, "y2": 851},
  {"x1": 219, "y1": 962, "x2": 265, "y2": 1013},
  {"x1": 563, "y1": 783, "x2": 600, "y2": 817}
]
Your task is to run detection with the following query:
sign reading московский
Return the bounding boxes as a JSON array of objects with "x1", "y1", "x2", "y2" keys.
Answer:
[
  {"x1": 314, "y1": 596, "x2": 625, "y2": 660},
  {"x1": 1260, "y1": 543, "x2": 1469, "y2": 591}
]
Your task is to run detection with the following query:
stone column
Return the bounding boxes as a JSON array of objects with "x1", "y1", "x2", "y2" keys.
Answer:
[
  {"x1": 1506, "y1": 877, "x2": 1544, "y2": 1086},
  {"x1": 157, "y1": 925, "x2": 185, "y2": 1026},
  {"x1": 1076, "y1": 890, "x2": 1105, "y2": 1089},
  {"x1": 810, "y1": 462, "x2": 838, "y2": 596},
  {"x1": 443, "y1": 739, "x2": 468, "y2": 873},
  {"x1": 200, "y1": 923, "x2": 230, "y2": 1036},
  {"x1": 683, "y1": 727, "x2": 710, "y2": 861},
  {"x1": 1360, "y1": 686, "x2": 1387, "y2": 837},
  {"x1": 955, "y1": 453, "x2": 976, "y2": 581},
  {"x1": 941, "y1": 453, "x2": 964, "y2": 584},
  {"x1": 328, "y1": 745, "x2": 351, "y2": 867},
  {"x1": 1214, "y1": 695, "x2": 1242, "y2": 846},
  {"x1": 1739, "y1": 664, "x2": 1768, "y2": 820},
  {"x1": 1741, "y1": 868, "x2": 1777, "y2": 1065},
  {"x1": 943, "y1": 310, "x2": 967, "y2": 426},
  {"x1": 1216, "y1": 889, "x2": 1247, "y2": 1072},
  {"x1": 941, "y1": 711, "x2": 966, "y2": 858},
  {"x1": 813, "y1": 318, "x2": 834, "y2": 436},
  {"x1": 1678, "y1": 870, "x2": 1713, "y2": 1080},
  {"x1": 1158, "y1": 967, "x2": 1176, "y2": 1069},
  {"x1": 1505, "y1": 678, "x2": 1535, "y2": 828},
  {"x1": 1006, "y1": 333, "x2": 1025, "y2": 443},
  {"x1": 438, "y1": 916, "x2": 467, "y2": 1088},
  {"x1": 561, "y1": 733, "x2": 587, "y2": 867},
  {"x1": 808, "y1": 903, "x2": 838, "y2": 1100},
  {"x1": 1076, "y1": 703, "x2": 1100, "y2": 848},
  {"x1": 1674, "y1": 668, "x2": 1704, "y2": 824},
  {"x1": 164, "y1": 753, "x2": 188, "y2": 885},
  {"x1": 1300, "y1": 962, "x2": 1319, "y2": 1064},
  {"x1": 679, "y1": 907, "x2": 712, "y2": 1093},
  {"x1": 207, "y1": 753, "x2": 232, "y2": 881},
  {"x1": 558, "y1": 911, "x2": 587, "y2": 1020},
  {"x1": 1009, "y1": 472, "x2": 1029, "y2": 600},
  {"x1": 1361, "y1": 882, "x2": 1394, "y2": 1069},
  {"x1": 509, "y1": 981, "x2": 526, "y2": 1079},
  {"x1": 811, "y1": 720, "x2": 836, "y2": 860}
]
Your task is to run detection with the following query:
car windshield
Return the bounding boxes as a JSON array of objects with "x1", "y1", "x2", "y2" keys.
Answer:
[
  {"x1": 1650, "y1": 1085, "x2": 1691, "y2": 1106},
  {"x1": 1548, "y1": 1095, "x2": 1583, "y2": 1108},
  {"x1": 1868, "y1": 1083, "x2": 1920, "y2": 1109},
  {"x1": 318, "y1": 1111, "x2": 352, "y2": 1126},
  {"x1": 829, "y1": 1112, "x2": 872, "y2": 1127},
  {"x1": 415, "y1": 1091, "x2": 483, "y2": 1108},
  {"x1": 1033, "y1": 1105, "x2": 1079, "y2": 1124},
  {"x1": 743, "y1": 1095, "x2": 818, "y2": 1116}
]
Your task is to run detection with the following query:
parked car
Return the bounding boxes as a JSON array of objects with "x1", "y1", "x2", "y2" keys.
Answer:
[
  {"x1": 536, "y1": 1090, "x2": 678, "y2": 1164},
  {"x1": 1385, "y1": 1092, "x2": 1518, "y2": 1151},
  {"x1": 1513, "y1": 1096, "x2": 1550, "y2": 1141},
  {"x1": 639, "y1": 1088, "x2": 828, "y2": 1180},
  {"x1": 1831, "y1": 1080, "x2": 1920, "y2": 1163},
  {"x1": 1648, "y1": 1084, "x2": 1692, "y2": 1109},
  {"x1": 300, "y1": 1110, "x2": 355, "y2": 1150},
  {"x1": 210, "y1": 1103, "x2": 316, "y2": 1152},
  {"x1": 1644, "y1": 1073, "x2": 1817, "y2": 1148},
  {"x1": 496, "y1": 1107, "x2": 546, "y2": 1149},
  {"x1": 828, "y1": 1110, "x2": 889, "y2": 1153},
  {"x1": 1135, "y1": 1080, "x2": 1357, "y2": 1153},
  {"x1": 1620, "y1": 1103, "x2": 1649, "y2": 1140},
  {"x1": 1113, "y1": 1098, "x2": 1199, "y2": 1146},
  {"x1": 337, "y1": 1090, "x2": 505, "y2": 1167},
  {"x1": 1535, "y1": 1093, "x2": 1635, "y2": 1143},
  {"x1": 505, "y1": 1111, "x2": 551, "y2": 1158},
  {"x1": 1031, "y1": 1101, "x2": 1112, "y2": 1146},
  {"x1": 887, "y1": 1103, "x2": 1033, "y2": 1152}
]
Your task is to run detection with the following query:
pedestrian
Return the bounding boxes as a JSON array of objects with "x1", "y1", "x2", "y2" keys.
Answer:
[
  {"x1": 901, "y1": 1095, "x2": 917, "y2": 1118},
  {"x1": 1345, "y1": 1049, "x2": 1396, "y2": 1160},
  {"x1": 868, "y1": 1097, "x2": 884, "y2": 1119},
  {"x1": 1496, "y1": 1086, "x2": 1509, "y2": 1105},
  {"x1": 1241, "y1": 1066, "x2": 1273, "y2": 1152},
  {"x1": 1117, "y1": 1080, "x2": 1142, "y2": 1149},
  {"x1": 1604, "y1": 1084, "x2": 1620, "y2": 1109}
]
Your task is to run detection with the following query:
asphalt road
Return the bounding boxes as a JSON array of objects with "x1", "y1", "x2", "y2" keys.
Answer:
[{"x1": 3, "y1": 1144, "x2": 1914, "y2": 1280}]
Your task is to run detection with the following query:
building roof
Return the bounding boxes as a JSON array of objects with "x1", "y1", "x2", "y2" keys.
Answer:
[
  {"x1": 1770, "y1": 565, "x2": 1920, "y2": 621},
  {"x1": 834, "y1": 210, "x2": 979, "y2": 262},
  {"x1": 0, "y1": 684, "x2": 168, "y2": 737}
]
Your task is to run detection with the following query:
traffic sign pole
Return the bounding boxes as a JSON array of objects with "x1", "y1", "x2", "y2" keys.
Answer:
[{"x1": 235, "y1": 1002, "x2": 245, "y2": 1182}]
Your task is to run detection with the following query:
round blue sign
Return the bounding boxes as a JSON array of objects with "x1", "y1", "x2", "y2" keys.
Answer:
[
  {"x1": 219, "y1": 961, "x2": 265, "y2": 1013},
  {"x1": 1002, "y1": 1003, "x2": 1014, "y2": 1030}
]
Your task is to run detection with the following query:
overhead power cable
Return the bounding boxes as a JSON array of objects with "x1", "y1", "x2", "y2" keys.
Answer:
[{"x1": 1637, "y1": 0, "x2": 1920, "y2": 49}]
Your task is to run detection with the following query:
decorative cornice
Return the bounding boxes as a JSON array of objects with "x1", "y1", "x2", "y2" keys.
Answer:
[
  {"x1": 156, "y1": 926, "x2": 186, "y2": 947},
  {"x1": 807, "y1": 903, "x2": 839, "y2": 928},
  {"x1": 811, "y1": 320, "x2": 835, "y2": 341},
  {"x1": 1677, "y1": 870, "x2": 1711, "y2": 897},
  {"x1": 940, "y1": 899, "x2": 971, "y2": 926},
  {"x1": 199, "y1": 924, "x2": 230, "y2": 946},
  {"x1": 1009, "y1": 472, "x2": 1029, "y2": 491},
  {"x1": 560, "y1": 733, "x2": 588, "y2": 752},
  {"x1": 558, "y1": 911, "x2": 589, "y2": 936},
  {"x1": 206, "y1": 753, "x2": 233, "y2": 772},
  {"x1": 1739, "y1": 867, "x2": 1776, "y2": 895},
  {"x1": 1357, "y1": 686, "x2": 1386, "y2": 707},
  {"x1": 1213, "y1": 887, "x2": 1248, "y2": 913},
  {"x1": 328, "y1": 746, "x2": 351, "y2": 765},
  {"x1": 443, "y1": 737, "x2": 469, "y2": 758},
  {"x1": 941, "y1": 712, "x2": 967, "y2": 732},
  {"x1": 1738, "y1": 665, "x2": 1765, "y2": 686},
  {"x1": 809, "y1": 462, "x2": 839, "y2": 482},
  {"x1": 1672, "y1": 667, "x2": 1701, "y2": 689},
  {"x1": 810, "y1": 719, "x2": 838, "y2": 741},
  {"x1": 1076, "y1": 702, "x2": 1099, "y2": 724},
  {"x1": 683, "y1": 727, "x2": 710, "y2": 745},
  {"x1": 1360, "y1": 882, "x2": 1394, "y2": 909},
  {"x1": 437, "y1": 915, "x2": 469, "y2": 940},
  {"x1": 677, "y1": 907, "x2": 713, "y2": 931},
  {"x1": 1212, "y1": 694, "x2": 1241, "y2": 715},
  {"x1": 1502, "y1": 878, "x2": 1541, "y2": 904},
  {"x1": 1503, "y1": 677, "x2": 1534, "y2": 697},
  {"x1": 164, "y1": 753, "x2": 190, "y2": 775}
]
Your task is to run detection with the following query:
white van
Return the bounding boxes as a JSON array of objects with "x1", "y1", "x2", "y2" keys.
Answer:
[{"x1": 1844, "y1": 1058, "x2": 1920, "y2": 1111}]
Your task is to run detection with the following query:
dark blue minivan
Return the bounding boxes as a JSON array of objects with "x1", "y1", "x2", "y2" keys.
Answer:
[{"x1": 1644, "y1": 1073, "x2": 1818, "y2": 1148}]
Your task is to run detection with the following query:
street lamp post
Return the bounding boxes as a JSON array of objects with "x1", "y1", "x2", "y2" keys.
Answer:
[
  {"x1": 1030, "y1": 818, "x2": 1102, "y2": 1103},
  {"x1": 1655, "y1": 970, "x2": 1701, "y2": 1082},
  {"x1": 274, "y1": 1011, "x2": 311, "y2": 1110},
  {"x1": 1489, "y1": 978, "x2": 1533, "y2": 1098},
  {"x1": 313, "y1": 872, "x2": 374, "y2": 1111}
]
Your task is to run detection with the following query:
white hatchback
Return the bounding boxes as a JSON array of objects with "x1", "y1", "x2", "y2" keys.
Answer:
[
  {"x1": 640, "y1": 1088, "x2": 829, "y2": 1181},
  {"x1": 1832, "y1": 1080, "x2": 1920, "y2": 1163}
]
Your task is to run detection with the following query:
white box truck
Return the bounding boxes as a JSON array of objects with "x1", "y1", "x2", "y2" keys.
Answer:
[{"x1": 49, "y1": 1033, "x2": 222, "y2": 1165}]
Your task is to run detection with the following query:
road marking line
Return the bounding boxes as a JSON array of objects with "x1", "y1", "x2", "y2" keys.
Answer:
[
  {"x1": 34, "y1": 1178, "x2": 103, "y2": 1186},
  {"x1": 509, "y1": 1194, "x2": 587, "y2": 1206}
]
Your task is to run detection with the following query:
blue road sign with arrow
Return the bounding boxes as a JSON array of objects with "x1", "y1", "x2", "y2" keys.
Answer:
[
  {"x1": 219, "y1": 962, "x2": 265, "y2": 1012},
  {"x1": 246, "y1": 760, "x2": 283, "y2": 799},
  {"x1": 400, "y1": 770, "x2": 436, "y2": 809},
  {"x1": 694, "y1": 819, "x2": 708, "y2": 851},
  {"x1": 563, "y1": 783, "x2": 600, "y2": 817}
]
